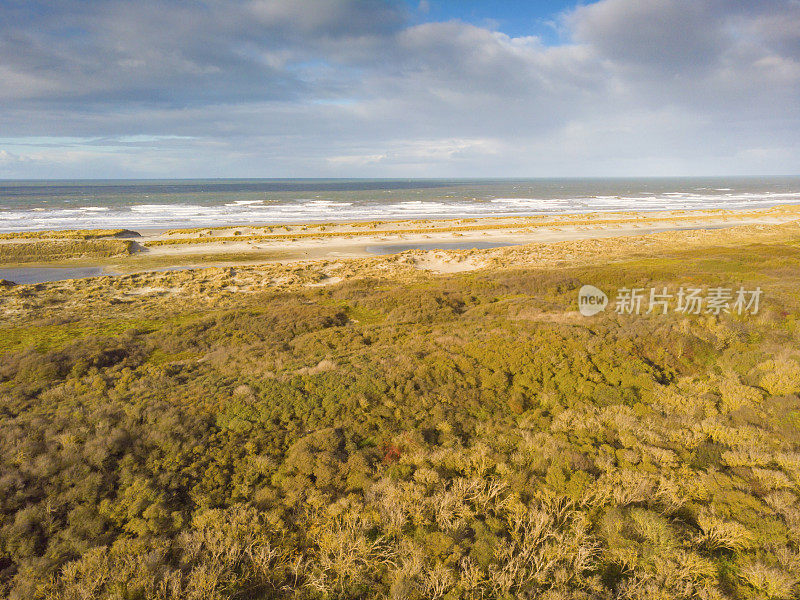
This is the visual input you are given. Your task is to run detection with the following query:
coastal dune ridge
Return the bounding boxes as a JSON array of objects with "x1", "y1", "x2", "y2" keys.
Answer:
[{"x1": 2, "y1": 202, "x2": 800, "y2": 285}]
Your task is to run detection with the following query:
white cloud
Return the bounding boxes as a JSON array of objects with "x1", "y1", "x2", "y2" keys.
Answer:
[{"x1": 0, "y1": 0, "x2": 797, "y2": 177}]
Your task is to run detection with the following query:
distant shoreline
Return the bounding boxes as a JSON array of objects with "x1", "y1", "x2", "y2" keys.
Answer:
[
  {"x1": 3, "y1": 176, "x2": 800, "y2": 232},
  {"x1": 2, "y1": 203, "x2": 800, "y2": 284}
]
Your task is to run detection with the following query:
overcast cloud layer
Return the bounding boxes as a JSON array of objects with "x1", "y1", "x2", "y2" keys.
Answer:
[{"x1": 0, "y1": 0, "x2": 798, "y2": 178}]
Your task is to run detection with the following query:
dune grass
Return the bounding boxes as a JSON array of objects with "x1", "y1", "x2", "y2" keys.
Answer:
[
  {"x1": 104, "y1": 250, "x2": 298, "y2": 272},
  {"x1": 1, "y1": 224, "x2": 800, "y2": 598},
  {"x1": 0, "y1": 239, "x2": 135, "y2": 264},
  {"x1": 0, "y1": 229, "x2": 137, "y2": 240}
]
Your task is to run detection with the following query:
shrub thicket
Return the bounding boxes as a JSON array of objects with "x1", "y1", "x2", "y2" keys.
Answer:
[{"x1": 0, "y1": 242, "x2": 799, "y2": 599}]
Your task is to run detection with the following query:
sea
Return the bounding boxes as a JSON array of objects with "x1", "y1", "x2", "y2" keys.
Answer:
[{"x1": 1, "y1": 177, "x2": 799, "y2": 232}]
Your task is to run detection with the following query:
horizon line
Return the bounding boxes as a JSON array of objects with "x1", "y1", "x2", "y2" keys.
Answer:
[{"x1": 2, "y1": 174, "x2": 800, "y2": 183}]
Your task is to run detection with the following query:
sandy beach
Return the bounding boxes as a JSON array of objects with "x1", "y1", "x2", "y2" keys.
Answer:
[
  {"x1": 1, "y1": 204, "x2": 799, "y2": 283},
  {"x1": 1, "y1": 201, "x2": 799, "y2": 295}
]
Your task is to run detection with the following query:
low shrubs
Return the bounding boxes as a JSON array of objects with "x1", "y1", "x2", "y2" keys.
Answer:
[{"x1": 1, "y1": 238, "x2": 800, "y2": 598}]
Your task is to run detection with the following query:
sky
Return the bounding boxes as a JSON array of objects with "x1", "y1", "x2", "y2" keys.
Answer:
[{"x1": 0, "y1": 0, "x2": 798, "y2": 179}]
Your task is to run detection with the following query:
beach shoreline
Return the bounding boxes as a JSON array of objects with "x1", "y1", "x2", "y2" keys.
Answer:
[
  {"x1": 0, "y1": 203, "x2": 798, "y2": 283},
  {"x1": 0, "y1": 202, "x2": 798, "y2": 289}
]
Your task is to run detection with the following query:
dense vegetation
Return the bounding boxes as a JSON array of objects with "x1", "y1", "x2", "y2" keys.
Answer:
[
  {"x1": 0, "y1": 230, "x2": 138, "y2": 241},
  {"x1": 1, "y1": 238, "x2": 800, "y2": 599},
  {"x1": 0, "y1": 240, "x2": 134, "y2": 264}
]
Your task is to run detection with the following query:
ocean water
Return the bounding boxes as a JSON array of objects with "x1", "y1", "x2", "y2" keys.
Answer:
[
  {"x1": 1, "y1": 177, "x2": 799, "y2": 232},
  {"x1": 0, "y1": 267, "x2": 108, "y2": 284}
]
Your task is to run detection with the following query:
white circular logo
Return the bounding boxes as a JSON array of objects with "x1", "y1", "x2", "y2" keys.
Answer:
[{"x1": 578, "y1": 284, "x2": 608, "y2": 316}]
